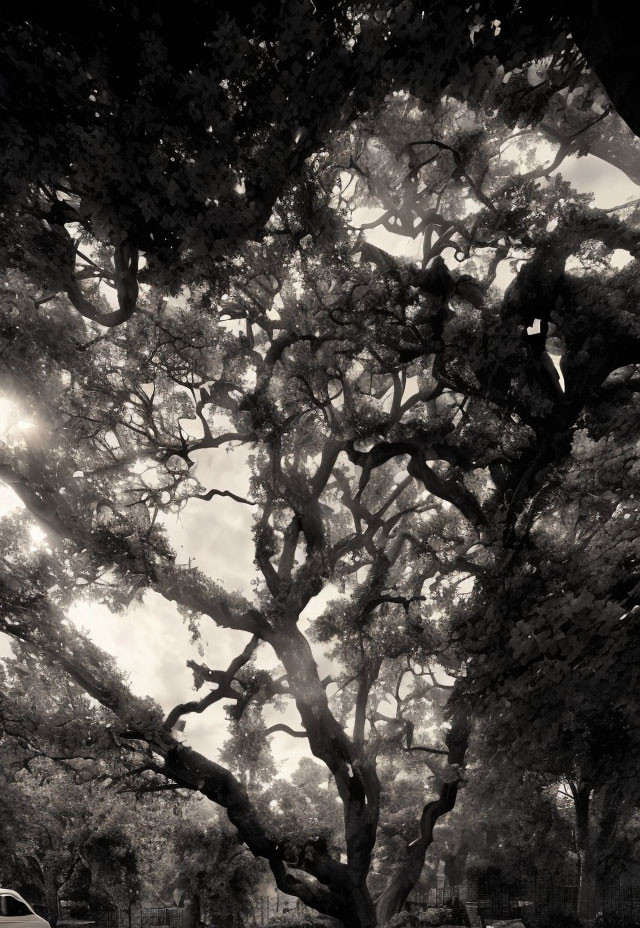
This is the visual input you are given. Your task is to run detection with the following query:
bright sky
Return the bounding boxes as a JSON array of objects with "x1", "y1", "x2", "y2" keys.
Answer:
[{"x1": 1, "y1": 145, "x2": 639, "y2": 779}]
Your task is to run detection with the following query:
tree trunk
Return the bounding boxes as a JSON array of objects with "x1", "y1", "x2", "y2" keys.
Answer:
[
  {"x1": 577, "y1": 845, "x2": 598, "y2": 925},
  {"x1": 375, "y1": 713, "x2": 470, "y2": 925},
  {"x1": 344, "y1": 885, "x2": 377, "y2": 928},
  {"x1": 43, "y1": 872, "x2": 59, "y2": 928},
  {"x1": 443, "y1": 840, "x2": 469, "y2": 894},
  {"x1": 184, "y1": 895, "x2": 199, "y2": 928},
  {"x1": 572, "y1": 782, "x2": 597, "y2": 924}
]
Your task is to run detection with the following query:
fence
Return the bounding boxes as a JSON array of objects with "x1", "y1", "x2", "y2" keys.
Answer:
[
  {"x1": 92, "y1": 911, "x2": 122, "y2": 928},
  {"x1": 409, "y1": 885, "x2": 469, "y2": 910},
  {"x1": 426, "y1": 869, "x2": 581, "y2": 921},
  {"x1": 249, "y1": 875, "x2": 640, "y2": 925},
  {"x1": 139, "y1": 909, "x2": 184, "y2": 928},
  {"x1": 40, "y1": 907, "x2": 185, "y2": 928},
  {"x1": 599, "y1": 879, "x2": 640, "y2": 923},
  {"x1": 33, "y1": 877, "x2": 640, "y2": 926},
  {"x1": 249, "y1": 895, "x2": 315, "y2": 926},
  {"x1": 410, "y1": 870, "x2": 640, "y2": 923}
]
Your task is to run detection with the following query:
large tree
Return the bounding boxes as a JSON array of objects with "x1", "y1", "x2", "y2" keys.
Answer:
[{"x1": 2, "y1": 16, "x2": 640, "y2": 928}]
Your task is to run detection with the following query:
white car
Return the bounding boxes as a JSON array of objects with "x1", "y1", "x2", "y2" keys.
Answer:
[{"x1": 0, "y1": 891, "x2": 50, "y2": 928}]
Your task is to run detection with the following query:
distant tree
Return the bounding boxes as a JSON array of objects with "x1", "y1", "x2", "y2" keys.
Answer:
[
  {"x1": 454, "y1": 426, "x2": 640, "y2": 919},
  {"x1": 0, "y1": 648, "x2": 171, "y2": 921},
  {"x1": 1, "y1": 652, "x2": 260, "y2": 923},
  {"x1": 168, "y1": 817, "x2": 264, "y2": 928},
  {"x1": 0, "y1": 757, "x2": 141, "y2": 924},
  {"x1": 82, "y1": 825, "x2": 142, "y2": 916},
  {"x1": 0, "y1": 648, "x2": 125, "y2": 923}
]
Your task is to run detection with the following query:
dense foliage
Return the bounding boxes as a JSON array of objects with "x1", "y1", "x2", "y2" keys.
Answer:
[{"x1": 2, "y1": 5, "x2": 640, "y2": 928}]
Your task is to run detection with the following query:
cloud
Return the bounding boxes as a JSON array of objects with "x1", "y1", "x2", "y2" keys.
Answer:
[
  {"x1": 162, "y1": 446, "x2": 256, "y2": 594},
  {"x1": 560, "y1": 153, "x2": 639, "y2": 208},
  {"x1": 68, "y1": 590, "x2": 255, "y2": 763}
]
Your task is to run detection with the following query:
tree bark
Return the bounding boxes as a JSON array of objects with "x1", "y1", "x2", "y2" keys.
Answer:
[
  {"x1": 269, "y1": 624, "x2": 379, "y2": 928},
  {"x1": 578, "y1": 847, "x2": 598, "y2": 925},
  {"x1": 572, "y1": 782, "x2": 597, "y2": 924},
  {"x1": 375, "y1": 713, "x2": 470, "y2": 924},
  {"x1": 443, "y1": 840, "x2": 469, "y2": 892},
  {"x1": 43, "y1": 871, "x2": 59, "y2": 928}
]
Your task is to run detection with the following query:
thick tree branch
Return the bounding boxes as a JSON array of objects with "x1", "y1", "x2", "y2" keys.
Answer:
[
  {"x1": 163, "y1": 635, "x2": 260, "y2": 731},
  {"x1": 264, "y1": 723, "x2": 307, "y2": 738}
]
